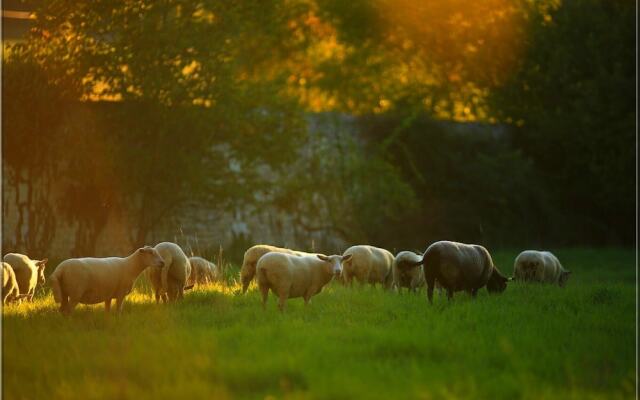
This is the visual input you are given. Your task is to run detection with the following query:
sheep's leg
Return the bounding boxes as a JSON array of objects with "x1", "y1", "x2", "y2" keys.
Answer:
[
  {"x1": 28, "y1": 288, "x2": 34, "y2": 302},
  {"x1": 259, "y1": 285, "x2": 269, "y2": 310},
  {"x1": 277, "y1": 291, "x2": 288, "y2": 312},
  {"x1": 59, "y1": 294, "x2": 69, "y2": 315},
  {"x1": 63, "y1": 300, "x2": 78, "y2": 316},
  {"x1": 425, "y1": 276, "x2": 435, "y2": 304},
  {"x1": 303, "y1": 290, "x2": 312, "y2": 306},
  {"x1": 115, "y1": 297, "x2": 125, "y2": 314},
  {"x1": 105, "y1": 299, "x2": 112, "y2": 312},
  {"x1": 347, "y1": 274, "x2": 354, "y2": 288},
  {"x1": 469, "y1": 288, "x2": 478, "y2": 298},
  {"x1": 154, "y1": 292, "x2": 161, "y2": 304},
  {"x1": 446, "y1": 288, "x2": 454, "y2": 301}
]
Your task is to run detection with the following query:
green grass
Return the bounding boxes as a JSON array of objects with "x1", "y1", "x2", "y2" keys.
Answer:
[{"x1": 2, "y1": 248, "x2": 636, "y2": 399}]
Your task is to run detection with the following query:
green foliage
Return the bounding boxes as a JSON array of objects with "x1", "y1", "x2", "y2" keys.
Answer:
[
  {"x1": 272, "y1": 120, "x2": 419, "y2": 247},
  {"x1": 1, "y1": 49, "x2": 76, "y2": 254},
  {"x1": 490, "y1": 0, "x2": 636, "y2": 245},
  {"x1": 358, "y1": 114, "x2": 550, "y2": 249},
  {"x1": 2, "y1": 249, "x2": 635, "y2": 399},
  {"x1": 4, "y1": 0, "x2": 310, "y2": 251}
]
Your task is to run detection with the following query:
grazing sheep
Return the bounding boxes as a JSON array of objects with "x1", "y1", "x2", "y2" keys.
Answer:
[
  {"x1": 392, "y1": 251, "x2": 425, "y2": 293},
  {"x1": 188, "y1": 256, "x2": 218, "y2": 286},
  {"x1": 147, "y1": 242, "x2": 193, "y2": 303},
  {"x1": 2, "y1": 253, "x2": 48, "y2": 301},
  {"x1": 415, "y1": 241, "x2": 510, "y2": 303},
  {"x1": 240, "y1": 245, "x2": 311, "y2": 293},
  {"x1": 2, "y1": 262, "x2": 22, "y2": 304},
  {"x1": 257, "y1": 252, "x2": 351, "y2": 311},
  {"x1": 48, "y1": 246, "x2": 165, "y2": 315},
  {"x1": 514, "y1": 250, "x2": 571, "y2": 287},
  {"x1": 342, "y1": 245, "x2": 394, "y2": 288}
]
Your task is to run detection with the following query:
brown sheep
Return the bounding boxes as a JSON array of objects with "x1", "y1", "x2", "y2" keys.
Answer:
[{"x1": 414, "y1": 241, "x2": 510, "y2": 303}]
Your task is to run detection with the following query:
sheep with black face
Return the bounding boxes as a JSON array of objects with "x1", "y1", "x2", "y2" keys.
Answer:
[{"x1": 413, "y1": 241, "x2": 510, "y2": 303}]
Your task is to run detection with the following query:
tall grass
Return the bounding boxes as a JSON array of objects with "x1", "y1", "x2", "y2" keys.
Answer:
[{"x1": 1, "y1": 249, "x2": 636, "y2": 399}]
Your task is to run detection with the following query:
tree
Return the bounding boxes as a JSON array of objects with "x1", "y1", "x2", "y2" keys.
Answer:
[
  {"x1": 1, "y1": 50, "x2": 78, "y2": 255},
  {"x1": 490, "y1": 0, "x2": 636, "y2": 244},
  {"x1": 18, "y1": 0, "x2": 312, "y2": 249}
]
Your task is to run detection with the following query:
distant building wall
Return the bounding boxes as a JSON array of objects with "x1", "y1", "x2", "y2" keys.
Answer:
[{"x1": 1, "y1": 102, "x2": 505, "y2": 261}]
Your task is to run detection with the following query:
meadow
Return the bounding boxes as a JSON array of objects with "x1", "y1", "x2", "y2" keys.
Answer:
[{"x1": 1, "y1": 248, "x2": 636, "y2": 399}]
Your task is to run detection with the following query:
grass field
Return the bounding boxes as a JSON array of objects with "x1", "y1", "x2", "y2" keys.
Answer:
[{"x1": 1, "y1": 248, "x2": 636, "y2": 399}]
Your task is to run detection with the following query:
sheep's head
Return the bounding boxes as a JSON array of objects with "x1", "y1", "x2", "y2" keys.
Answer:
[
  {"x1": 487, "y1": 267, "x2": 510, "y2": 293},
  {"x1": 137, "y1": 246, "x2": 165, "y2": 269},
  {"x1": 316, "y1": 254, "x2": 352, "y2": 277},
  {"x1": 240, "y1": 266, "x2": 253, "y2": 294},
  {"x1": 559, "y1": 270, "x2": 572, "y2": 287},
  {"x1": 35, "y1": 259, "x2": 48, "y2": 286},
  {"x1": 395, "y1": 251, "x2": 423, "y2": 271}
]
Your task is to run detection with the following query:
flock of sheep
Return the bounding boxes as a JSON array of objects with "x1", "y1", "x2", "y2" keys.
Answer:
[{"x1": 1, "y1": 240, "x2": 571, "y2": 315}]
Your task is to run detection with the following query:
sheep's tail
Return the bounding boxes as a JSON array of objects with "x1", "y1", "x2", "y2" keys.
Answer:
[
  {"x1": 421, "y1": 246, "x2": 440, "y2": 276},
  {"x1": 49, "y1": 272, "x2": 62, "y2": 304},
  {"x1": 256, "y1": 264, "x2": 268, "y2": 287}
]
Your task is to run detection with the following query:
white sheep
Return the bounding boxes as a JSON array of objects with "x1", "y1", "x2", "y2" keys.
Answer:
[
  {"x1": 48, "y1": 246, "x2": 165, "y2": 315},
  {"x1": 514, "y1": 250, "x2": 571, "y2": 286},
  {"x1": 147, "y1": 242, "x2": 193, "y2": 302},
  {"x1": 392, "y1": 251, "x2": 425, "y2": 293},
  {"x1": 2, "y1": 253, "x2": 48, "y2": 301},
  {"x1": 188, "y1": 256, "x2": 218, "y2": 286},
  {"x1": 2, "y1": 262, "x2": 23, "y2": 304},
  {"x1": 342, "y1": 245, "x2": 394, "y2": 288},
  {"x1": 240, "y1": 245, "x2": 311, "y2": 293},
  {"x1": 256, "y1": 252, "x2": 351, "y2": 311}
]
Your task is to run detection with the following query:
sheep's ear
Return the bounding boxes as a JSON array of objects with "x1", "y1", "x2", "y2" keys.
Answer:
[
  {"x1": 317, "y1": 255, "x2": 329, "y2": 261},
  {"x1": 37, "y1": 259, "x2": 48, "y2": 268},
  {"x1": 342, "y1": 254, "x2": 352, "y2": 262}
]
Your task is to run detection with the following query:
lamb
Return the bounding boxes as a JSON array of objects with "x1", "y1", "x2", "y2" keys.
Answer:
[
  {"x1": 188, "y1": 256, "x2": 219, "y2": 286},
  {"x1": 341, "y1": 245, "x2": 394, "y2": 288},
  {"x1": 2, "y1": 253, "x2": 48, "y2": 301},
  {"x1": 147, "y1": 242, "x2": 193, "y2": 303},
  {"x1": 514, "y1": 250, "x2": 571, "y2": 286},
  {"x1": 414, "y1": 241, "x2": 510, "y2": 303},
  {"x1": 2, "y1": 262, "x2": 22, "y2": 304},
  {"x1": 256, "y1": 252, "x2": 351, "y2": 311},
  {"x1": 392, "y1": 251, "x2": 425, "y2": 293},
  {"x1": 240, "y1": 245, "x2": 311, "y2": 293},
  {"x1": 48, "y1": 246, "x2": 165, "y2": 315}
]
